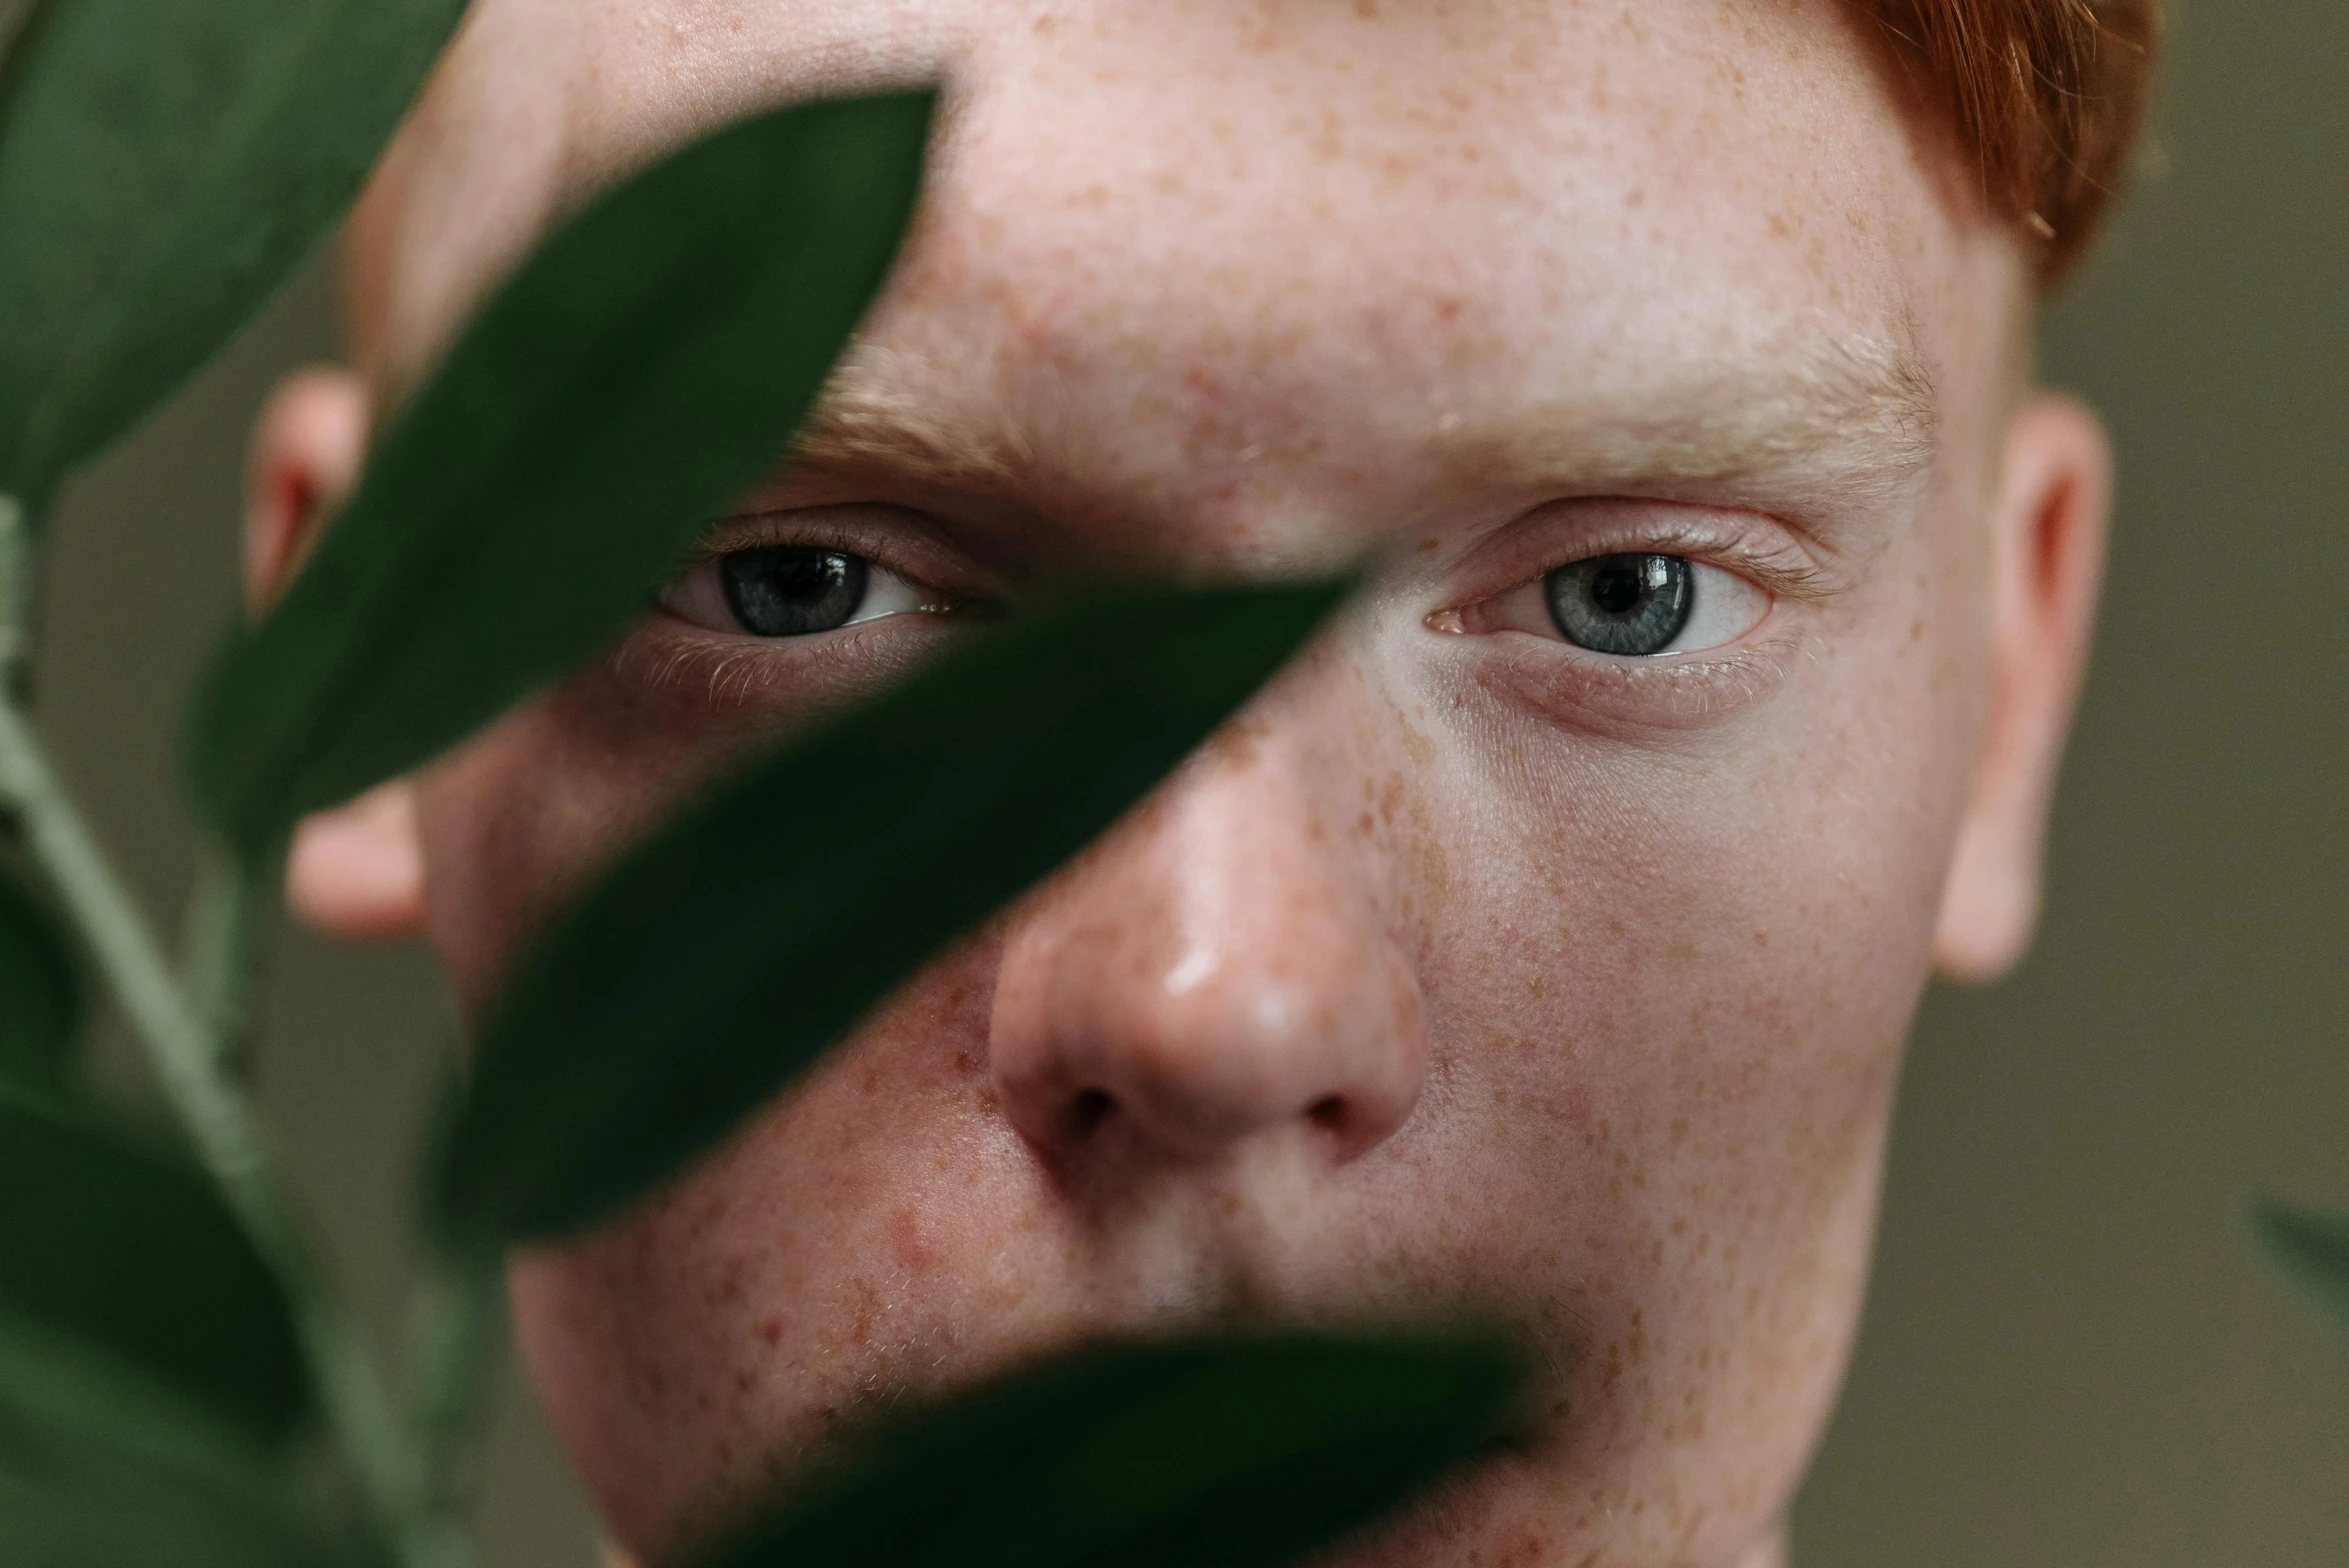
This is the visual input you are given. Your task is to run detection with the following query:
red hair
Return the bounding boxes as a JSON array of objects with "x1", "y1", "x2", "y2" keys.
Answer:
[{"x1": 1854, "y1": 0, "x2": 2162, "y2": 282}]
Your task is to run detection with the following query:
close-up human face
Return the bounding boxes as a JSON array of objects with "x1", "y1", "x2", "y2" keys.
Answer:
[{"x1": 271, "y1": 1, "x2": 2110, "y2": 1564}]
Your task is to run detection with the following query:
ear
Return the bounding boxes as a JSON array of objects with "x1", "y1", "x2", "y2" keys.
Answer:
[
  {"x1": 246, "y1": 368, "x2": 368, "y2": 609},
  {"x1": 1933, "y1": 391, "x2": 2113, "y2": 983},
  {"x1": 246, "y1": 368, "x2": 426, "y2": 942}
]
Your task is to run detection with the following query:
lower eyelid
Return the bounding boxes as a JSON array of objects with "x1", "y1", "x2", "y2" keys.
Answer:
[
  {"x1": 1467, "y1": 629, "x2": 1799, "y2": 736},
  {"x1": 611, "y1": 608, "x2": 961, "y2": 718}
]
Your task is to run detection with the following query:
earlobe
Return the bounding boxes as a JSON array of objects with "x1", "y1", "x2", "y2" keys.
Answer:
[
  {"x1": 245, "y1": 366, "x2": 369, "y2": 611},
  {"x1": 247, "y1": 368, "x2": 425, "y2": 940},
  {"x1": 285, "y1": 781, "x2": 427, "y2": 942},
  {"x1": 1933, "y1": 391, "x2": 2113, "y2": 983}
]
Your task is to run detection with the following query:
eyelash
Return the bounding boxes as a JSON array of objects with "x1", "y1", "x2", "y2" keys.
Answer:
[
  {"x1": 622, "y1": 506, "x2": 1810, "y2": 730},
  {"x1": 1426, "y1": 511, "x2": 1818, "y2": 727},
  {"x1": 612, "y1": 514, "x2": 980, "y2": 714}
]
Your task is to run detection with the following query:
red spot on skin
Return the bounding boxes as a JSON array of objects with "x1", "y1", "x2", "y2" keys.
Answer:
[{"x1": 891, "y1": 1207, "x2": 934, "y2": 1272}]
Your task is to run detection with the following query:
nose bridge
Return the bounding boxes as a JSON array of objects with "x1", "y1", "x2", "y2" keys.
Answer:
[{"x1": 989, "y1": 718, "x2": 1427, "y2": 1169}]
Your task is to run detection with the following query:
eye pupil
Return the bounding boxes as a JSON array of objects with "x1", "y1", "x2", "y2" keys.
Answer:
[
  {"x1": 721, "y1": 546, "x2": 869, "y2": 637},
  {"x1": 1545, "y1": 553, "x2": 1695, "y2": 656}
]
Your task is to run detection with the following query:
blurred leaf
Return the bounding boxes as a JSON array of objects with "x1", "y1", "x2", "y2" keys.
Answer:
[
  {"x1": 691, "y1": 1332, "x2": 1521, "y2": 1568},
  {"x1": 0, "y1": 859, "x2": 80, "y2": 1104},
  {"x1": 0, "y1": 1306, "x2": 340, "y2": 1568},
  {"x1": 0, "y1": 1094, "x2": 310, "y2": 1442},
  {"x1": 185, "y1": 90, "x2": 934, "y2": 855},
  {"x1": 0, "y1": 0, "x2": 468, "y2": 503},
  {"x1": 435, "y1": 582, "x2": 1343, "y2": 1241},
  {"x1": 2252, "y1": 1197, "x2": 2349, "y2": 1328}
]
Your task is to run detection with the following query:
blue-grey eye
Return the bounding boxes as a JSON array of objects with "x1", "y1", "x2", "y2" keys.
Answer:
[
  {"x1": 1544, "y1": 554, "x2": 1695, "y2": 656},
  {"x1": 721, "y1": 546, "x2": 870, "y2": 637}
]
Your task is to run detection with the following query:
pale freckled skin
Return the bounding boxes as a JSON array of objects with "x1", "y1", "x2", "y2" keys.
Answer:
[{"x1": 275, "y1": 1, "x2": 2120, "y2": 1565}]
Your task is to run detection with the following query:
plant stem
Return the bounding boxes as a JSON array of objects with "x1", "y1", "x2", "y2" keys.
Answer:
[
  {"x1": 0, "y1": 693, "x2": 431, "y2": 1556},
  {"x1": 0, "y1": 493, "x2": 35, "y2": 698},
  {"x1": 407, "y1": 1240, "x2": 501, "y2": 1528},
  {"x1": 181, "y1": 844, "x2": 267, "y2": 1075}
]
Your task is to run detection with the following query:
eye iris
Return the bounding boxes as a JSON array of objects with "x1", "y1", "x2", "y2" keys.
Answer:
[
  {"x1": 720, "y1": 546, "x2": 870, "y2": 637},
  {"x1": 1544, "y1": 553, "x2": 1696, "y2": 656}
]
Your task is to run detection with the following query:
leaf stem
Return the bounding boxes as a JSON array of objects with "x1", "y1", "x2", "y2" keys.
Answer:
[
  {"x1": 406, "y1": 1240, "x2": 501, "y2": 1549},
  {"x1": 0, "y1": 492, "x2": 36, "y2": 697},
  {"x1": 0, "y1": 699, "x2": 424, "y2": 1536},
  {"x1": 180, "y1": 843, "x2": 267, "y2": 1075}
]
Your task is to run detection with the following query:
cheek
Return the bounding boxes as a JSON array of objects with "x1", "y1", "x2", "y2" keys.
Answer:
[
  {"x1": 1381, "y1": 562, "x2": 1973, "y2": 1474},
  {"x1": 415, "y1": 663, "x2": 756, "y2": 1012}
]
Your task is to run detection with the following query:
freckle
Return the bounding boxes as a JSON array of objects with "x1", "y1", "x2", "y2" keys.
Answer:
[
  {"x1": 1416, "y1": 536, "x2": 1441, "y2": 554},
  {"x1": 891, "y1": 1206, "x2": 934, "y2": 1270},
  {"x1": 976, "y1": 1087, "x2": 1000, "y2": 1115},
  {"x1": 1910, "y1": 617, "x2": 1925, "y2": 642},
  {"x1": 756, "y1": 1317, "x2": 782, "y2": 1347}
]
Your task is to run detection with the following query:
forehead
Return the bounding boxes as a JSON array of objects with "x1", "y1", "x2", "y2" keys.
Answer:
[{"x1": 352, "y1": 0, "x2": 2011, "y2": 547}]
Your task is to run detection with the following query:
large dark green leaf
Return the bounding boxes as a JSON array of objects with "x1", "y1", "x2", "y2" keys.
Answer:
[
  {"x1": 0, "y1": 0, "x2": 468, "y2": 504},
  {"x1": 2253, "y1": 1198, "x2": 2349, "y2": 1328},
  {"x1": 0, "y1": 1306, "x2": 340, "y2": 1568},
  {"x1": 0, "y1": 860, "x2": 80, "y2": 1104},
  {"x1": 185, "y1": 91, "x2": 934, "y2": 856},
  {"x1": 0, "y1": 1094, "x2": 309, "y2": 1442},
  {"x1": 689, "y1": 1333, "x2": 1521, "y2": 1568},
  {"x1": 434, "y1": 583, "x2": 1343, "y2": 1241}
]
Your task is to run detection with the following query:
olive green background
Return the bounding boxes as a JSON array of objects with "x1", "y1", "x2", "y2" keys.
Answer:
[{"x1": 27, "y1": 0, "x2": 2345, "y2": 1562}]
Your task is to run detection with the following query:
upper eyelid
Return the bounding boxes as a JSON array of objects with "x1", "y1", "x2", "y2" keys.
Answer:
[
  {"x1": 1433, "y1": 500, "x2": 1836, "y2": 608},
  {"x1": 689, "y1": 506, "x2": 999, "y2": 599}
]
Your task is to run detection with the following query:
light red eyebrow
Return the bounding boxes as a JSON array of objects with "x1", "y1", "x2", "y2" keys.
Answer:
[
  {"x1": 1422, "y1": 329, "x2": 1941, "y2": 508},
  {"x1": 783, "y1": 324, "x2": 1940, "y2": 529}
]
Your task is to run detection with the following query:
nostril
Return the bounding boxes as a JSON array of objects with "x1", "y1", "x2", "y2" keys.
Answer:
[
  {"x1": 1068, "y1": 1088, "x2": 1116, "y2": 1140},
  {"x1": 1308, "y1": 1095, "x2": 1348, "y2": 1135}
]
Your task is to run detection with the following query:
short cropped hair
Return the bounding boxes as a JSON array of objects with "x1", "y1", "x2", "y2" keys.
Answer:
[{"x1": 1857, "y1": 0, "x2": 2162, "y2": 283}]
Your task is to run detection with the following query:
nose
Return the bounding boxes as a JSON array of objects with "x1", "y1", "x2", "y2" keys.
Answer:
[{"x1": 989, "y1": 723, "x2": 1427, "y2": 1171}]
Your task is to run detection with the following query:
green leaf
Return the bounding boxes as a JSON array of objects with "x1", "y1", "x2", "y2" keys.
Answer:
[
  {"x1": 0, "y1": 1094, "x2": 310, "y2": 1443},
  {"x1": 0, "y1": 0, "x2": 468, "y2": 503},
  {"x1": 435, "y1": 582, "x2": 1343, "y2": 1241},
  {"x1": 2252, "y1": 1197, "x2": 2349, "y2": 1328},
  {"x1": 689, "y1": 1333, "x2": 1522, "y2": 1568},
  {"x1": 185, "y1": 90, "x2": 934, "y2": 856},
  {"x1": 0, "y1": 859, "x2": 80, "y2": 1105},
  {"x1": 0, "y1": 1306, "x2": 341, "y2": 1568}
]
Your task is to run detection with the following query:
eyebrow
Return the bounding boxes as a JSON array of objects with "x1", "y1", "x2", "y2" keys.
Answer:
[
  {"x1": 785, "y1": 348, "x2": 1037, "y2": 496},
  {"x1": 783, "y1": 325, "x2": 1941, "y2": 533},
  {"x1": 1420, "y1": 328, "x2": 1942, "y2": 526}
]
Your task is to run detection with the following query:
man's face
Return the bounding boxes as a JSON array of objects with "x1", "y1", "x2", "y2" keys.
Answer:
[{"x1": 304, "y1": 1, "x2": 2098, "y2": 1564}]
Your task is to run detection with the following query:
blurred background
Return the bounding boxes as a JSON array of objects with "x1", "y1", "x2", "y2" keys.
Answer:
[{"x1": 27, "y1": 0, "x2": 2346, "y2": 1563}]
